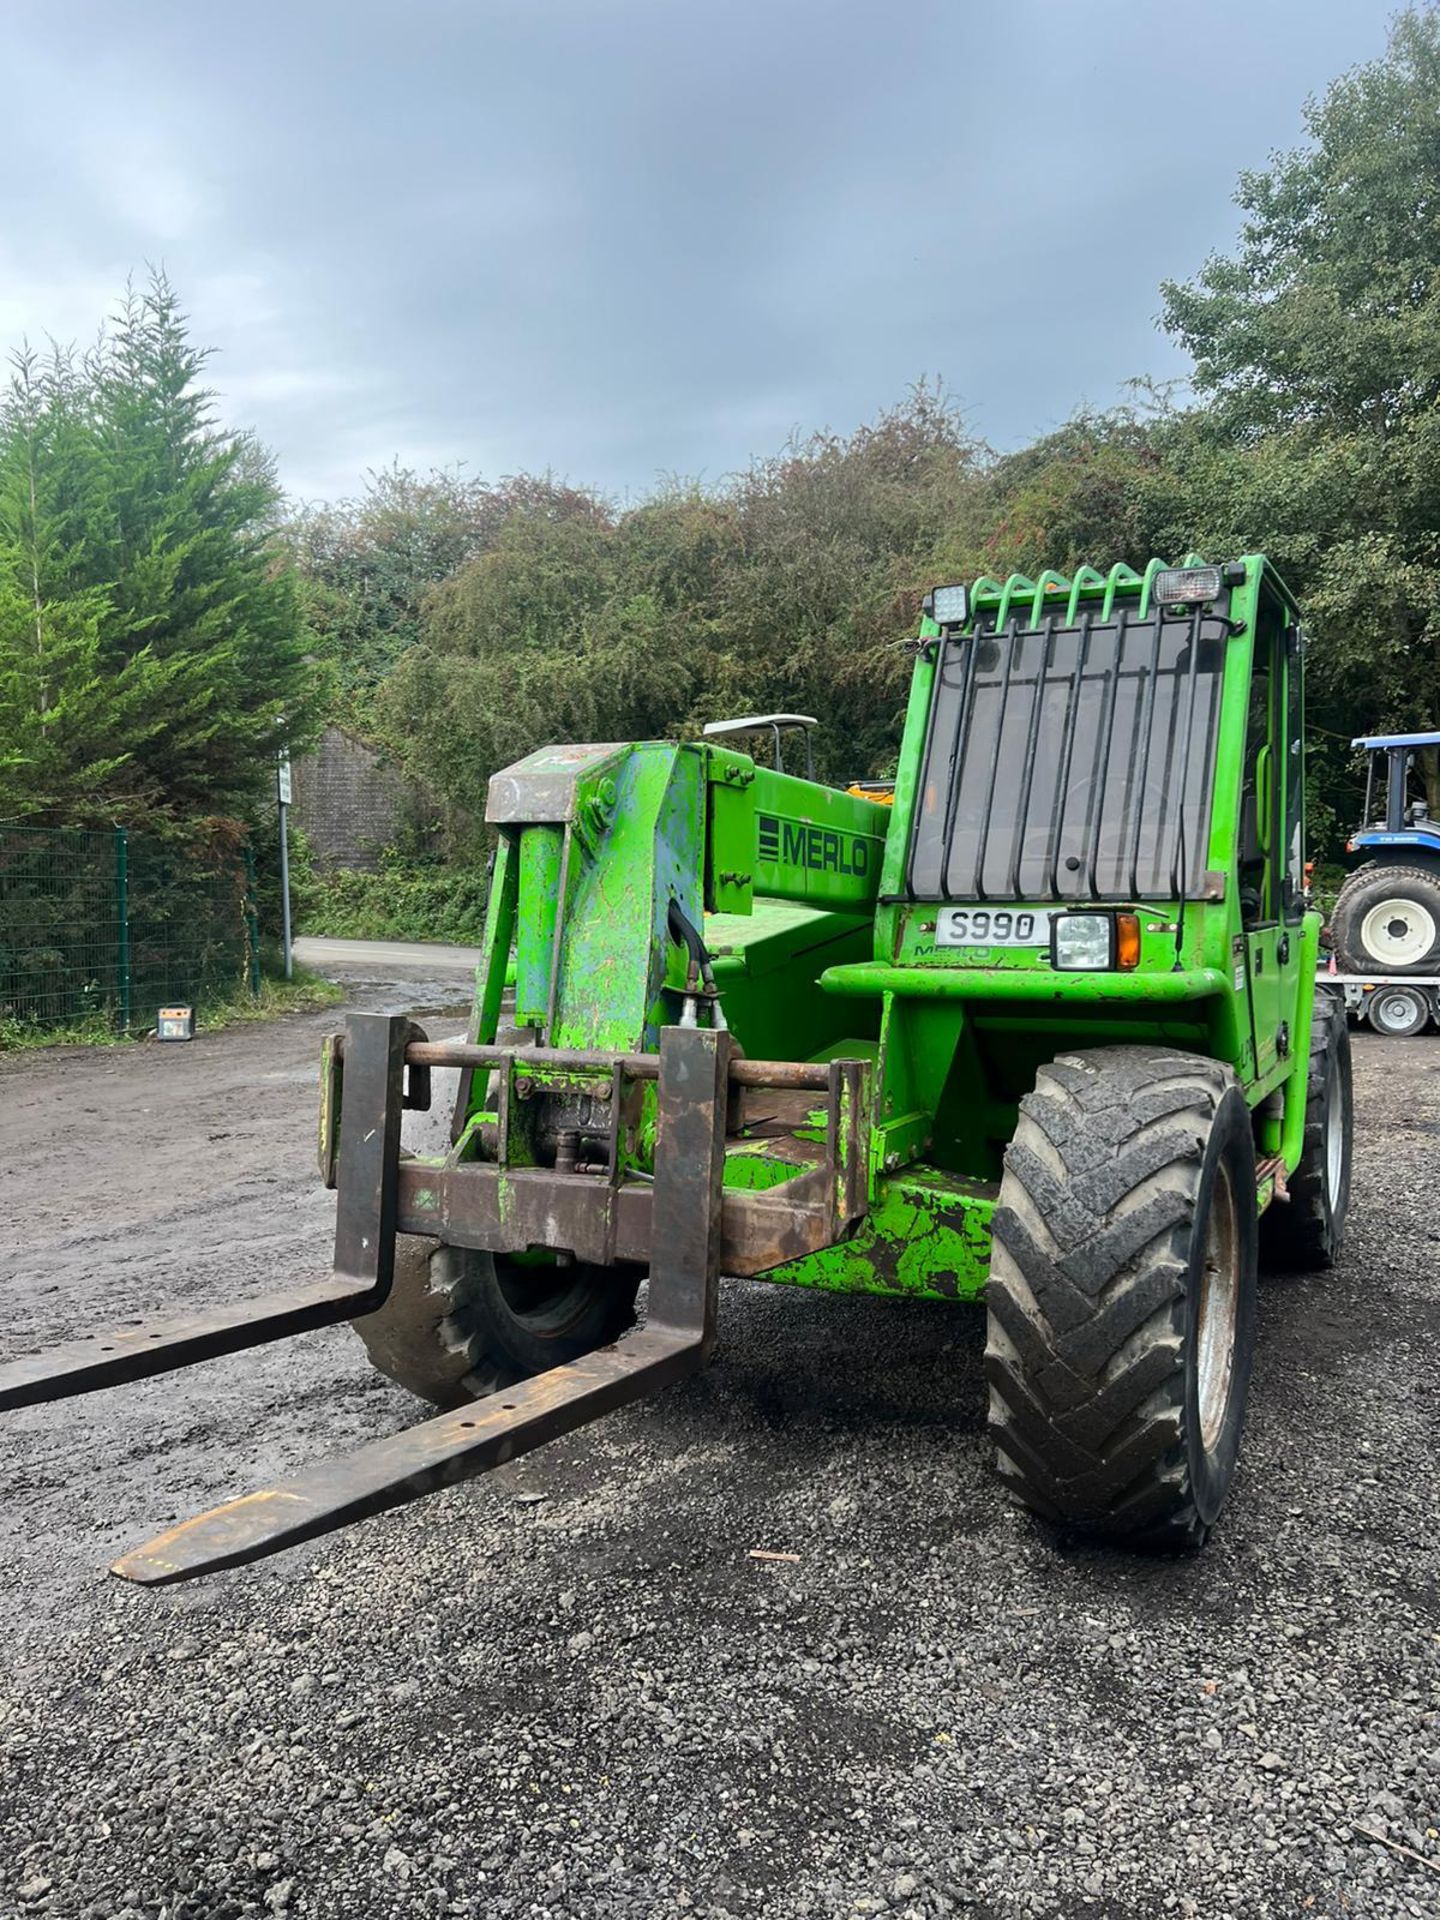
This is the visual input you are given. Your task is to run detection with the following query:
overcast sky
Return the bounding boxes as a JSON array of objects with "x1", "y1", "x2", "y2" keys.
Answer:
[{"x1": 1, "y1": 0, "x2": 1395, "y2": 505}]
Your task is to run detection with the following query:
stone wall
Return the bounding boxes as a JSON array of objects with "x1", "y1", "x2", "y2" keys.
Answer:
[{"x1": 291, "y1": 726, "x2": 432, "y2": 871}]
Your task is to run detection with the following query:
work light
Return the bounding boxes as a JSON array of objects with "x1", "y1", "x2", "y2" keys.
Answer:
[
  {"x1": 1154, "y1": 566, "x2": 1223, "y2": 606},
  {"x1": 924, "y1": 583, "x2": 970, "y2": 628}
]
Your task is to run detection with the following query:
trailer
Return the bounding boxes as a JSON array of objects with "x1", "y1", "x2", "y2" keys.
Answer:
[{"x1": 1318, "y1": 970, "x2": 1440, "y2": 1037}]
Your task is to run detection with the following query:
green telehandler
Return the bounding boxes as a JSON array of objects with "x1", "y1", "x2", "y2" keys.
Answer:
[{"x1": 0, "y1": 554, "x2": 1353, "y2": 1582}]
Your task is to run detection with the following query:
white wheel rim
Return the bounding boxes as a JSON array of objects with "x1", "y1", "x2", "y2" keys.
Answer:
[
  {"x1": 1324, "y1": 1054, "x2": 1344, "y2": 1199},
  {"x1": 1360, "y1": 897, "x2": 1436, "y2": 967},
  {"x1": 1373, "y1": 990, "x2": 1423, "y2": 1035},
  {"x1": 1195, "y1": 1160, "x2": 1240, "y2": 1453}
]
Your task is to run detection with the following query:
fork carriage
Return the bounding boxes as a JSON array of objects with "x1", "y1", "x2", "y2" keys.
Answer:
[{"x1": 0, "y1": 1015, "x2": 871, "y2": 1584}]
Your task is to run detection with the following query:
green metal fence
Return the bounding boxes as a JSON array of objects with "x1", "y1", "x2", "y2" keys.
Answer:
[{"x1": 0, "y1": 826, "x2": 259, "y2": 1037}]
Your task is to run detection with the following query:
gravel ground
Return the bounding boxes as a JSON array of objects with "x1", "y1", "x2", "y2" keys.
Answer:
[{"x1": 0, "y1": 976, "x2": 1437, "y2": 1920}]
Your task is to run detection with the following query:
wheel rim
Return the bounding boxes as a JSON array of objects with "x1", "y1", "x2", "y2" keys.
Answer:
[
  {"x1": 1360, "y1": 897, "x2": 1436, "y2": 967},
  {"x1": 496, "y1": 1256, "x2": 597, "y2": 1338},
  {"x1": 1373, "y1": 990, "x2": 1423, "y2": 1035},
  {"x1": 1324, "y1": 1053, "x2": 1344, "y2": 1199},
  {"x1": 1195, "y1": 1160, "x2": 1240, "y2": 1454}
]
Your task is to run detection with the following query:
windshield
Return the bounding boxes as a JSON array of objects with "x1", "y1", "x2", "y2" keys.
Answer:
[{"x1": 906, "y1": 604, "x2": 1229, "y2": 902}]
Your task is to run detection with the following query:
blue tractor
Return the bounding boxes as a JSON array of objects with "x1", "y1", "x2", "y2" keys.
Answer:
[{"x1": 1331, "y1": 731, "x2": 1440, "y2": 973}]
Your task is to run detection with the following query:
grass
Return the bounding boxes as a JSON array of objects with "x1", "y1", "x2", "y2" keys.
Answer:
[
  {"x1": 0, "y1": 1007, "x2": 125, "y2": 1051},
  {"x1": 0, "y1": 966, "x2": 343, "y2": 1052},
  {"x1": 195, "y1": 967, "x2": 344, "y2": 1032}
]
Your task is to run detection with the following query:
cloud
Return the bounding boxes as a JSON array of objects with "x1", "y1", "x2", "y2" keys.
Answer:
[
  {"x1": 94, "y1": 145, "x2": 211, "y2": 243},
  {"x1": 0, "y1": 0, "x2": 1396, "y2": 500}
]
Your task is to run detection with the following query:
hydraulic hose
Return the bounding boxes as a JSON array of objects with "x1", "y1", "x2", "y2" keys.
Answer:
[{"x1": 667, "y1": 901, "x2": 727, "y2": 1029}]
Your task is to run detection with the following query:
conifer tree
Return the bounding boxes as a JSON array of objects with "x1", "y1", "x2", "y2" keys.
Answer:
[{"x1": 0, "y1": 273, "x2": 319, "y2": 827}]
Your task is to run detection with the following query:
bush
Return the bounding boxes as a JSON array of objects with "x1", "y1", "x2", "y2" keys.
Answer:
[
  {"x1": 294, "y1": 850, "x2": 489, "y2": 944},
  {"x1": 1310, "y1": 861, "x2": 1348, "y2": 925}
]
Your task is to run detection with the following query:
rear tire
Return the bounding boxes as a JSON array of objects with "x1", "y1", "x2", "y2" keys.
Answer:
[
  {"x1": 986, "y1": 1047, "x2": 1258, "y2": 1548},
  {"x1": 1332, "y1": 863, "x2": 1440, "y2": 973},
  {"x1": 1260, "y1": 991, "x2": 1352, "y2": 1270},
  {"x1": 1366, "y1": 981, "x2": 1431, "y2": 1038},
  {"x1": 354, "y1": 1237, "x2": 641, "y2": 1410}
]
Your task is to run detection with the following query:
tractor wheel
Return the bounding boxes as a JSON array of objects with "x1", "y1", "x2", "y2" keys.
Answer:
[
  {"x1": 1365, "y1": 981, "x2": 1431, "y2": 1038},
  {"x1": 354, "y1": 1236, "x2": 641, "y2": 1410},
  {"x1": 1331, "y1": 863, "x2": 1440, "y2": 973},
  {"x1": 1259, "y1": 992, "x2": 1352, "y2": 1271},
  {"x1": 349, "y1": 1042, "x2": 640, "y2": 1409},
  {"x1": 986, "y1": 1047, "x2": 1258, "y2": 1548}
]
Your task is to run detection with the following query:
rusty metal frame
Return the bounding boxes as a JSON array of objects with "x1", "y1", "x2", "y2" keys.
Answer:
[
  {"x1": 2, "y1": 1016, "x2": 871, "y2": 1585},
  {"x1": 363, "y1": 1034, "x2": 869, "y2": 1278},
  {"x1": 110, "y1": 1026, "x2": 736, "y2": 1584}
]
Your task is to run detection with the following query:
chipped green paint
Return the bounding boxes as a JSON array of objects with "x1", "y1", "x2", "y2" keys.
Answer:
[
  {"x1": 758, "y1": 1167, "x2": 995, "y2": 1302},
  {"x1": 513, "y1": 1067, "x2": 614, "y2": 1097},
  {"x1": 513, "y1": 826, "x2": 563, "y2": 1027},
  {"x1": 722, "y1": 1146, "x2": 819, "y2": 1192}
]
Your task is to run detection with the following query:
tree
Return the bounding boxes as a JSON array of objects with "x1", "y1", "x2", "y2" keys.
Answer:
[
  {"x1": 0, "y1": 348, "x2": 137, "y2": 812},
  {"x1": 0, "y1": 274, "x2": 320, "y2": 827},
  {"x1": 374, "y1": 388, "x2": 984, "y2": 827},
  {"x1": 289, "y1": 467, "x2": 601, "y2": 709},
  {"x1": 1160, "y1": 7, "x2": 1440, "y2": 823}
]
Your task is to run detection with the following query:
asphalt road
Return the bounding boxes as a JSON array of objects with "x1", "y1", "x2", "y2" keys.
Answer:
[
  {"x1": 293, "y1": 936, "x2": 481, "y2": 973},
  {"x1": 0, "y1": 974, "x2": 1436, "y2": 1919}
]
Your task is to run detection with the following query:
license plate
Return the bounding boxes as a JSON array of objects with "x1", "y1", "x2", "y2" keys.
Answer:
[{"x1": 935, "y1": 907, "x2": 1052, "y2": 949}]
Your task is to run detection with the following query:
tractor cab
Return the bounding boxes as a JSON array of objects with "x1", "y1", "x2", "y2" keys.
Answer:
[
  {"x1": 1349, "y1": 731, "x2": 1440, "y2": 854},
  {"x1": 1330, "y1": 731, "x2": 1440, "y2": 973}
]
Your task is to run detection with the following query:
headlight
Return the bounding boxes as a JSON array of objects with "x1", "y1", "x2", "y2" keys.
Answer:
[
  {"x1": 1052, "y1": 912, "x2": 1141, "y2": 971},
  {"x1": 1052, "y1": 913, "x2": 1114, "y2": 969}
]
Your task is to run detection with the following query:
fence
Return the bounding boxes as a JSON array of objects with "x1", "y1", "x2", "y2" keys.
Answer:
[{"x1": 0, "y1": 826, "x2": 259, "y2": 1037}]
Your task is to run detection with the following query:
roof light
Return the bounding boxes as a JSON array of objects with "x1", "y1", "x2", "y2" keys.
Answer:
[
  {"x1": 1154, "y1": 566, "x2": 1223, "y2": 606},
  {"x1": 924, "y1": 584, "x2": 970, "y2": 628}
]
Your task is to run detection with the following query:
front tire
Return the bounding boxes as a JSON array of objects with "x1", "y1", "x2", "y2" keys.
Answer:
[
  {"x1": 350, "y1": 1046, "x2": 640, "y2": 1409},
  {"x1": 1332, "y1": 862, "x2": 1440, "y2": 973},
  {"x1": 354, "y1": 1237, "x2": 641, "y2": 1410},
  {"x1": 986, "y1": 1047, "x2": 1258, "y2": 1548}
]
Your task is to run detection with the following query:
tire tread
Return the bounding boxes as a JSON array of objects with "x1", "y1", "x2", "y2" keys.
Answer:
[
  {"x1": 1332, "y1": 863, "x2": 1440, "y2": 974},
  {"x1": 986, "y1": 1046, "x2": 1240, "y2": 1546},
  {"x1": 1260, "y1": 991, "x2": 1351, "y2": 1272}
]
